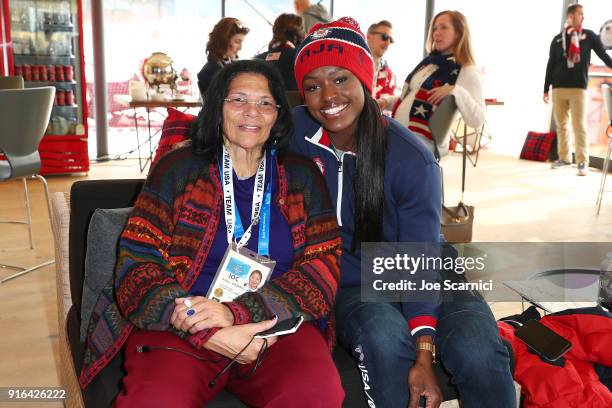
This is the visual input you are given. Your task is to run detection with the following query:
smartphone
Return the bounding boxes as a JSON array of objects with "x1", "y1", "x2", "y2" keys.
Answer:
[
  {"x1": 515, "y1": 319, "x2": 572, "y2": 361},
  {"x1": 254, "y1": 316, "x2": 304, "y2": 339}
]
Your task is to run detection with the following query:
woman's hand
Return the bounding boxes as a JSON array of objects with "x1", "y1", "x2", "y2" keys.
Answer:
[
  {"x1": 204, "y1": 318, "x2": 279, "y2": 364},
  {"x1": 171, "y1": 296, "x2": 235, "y2": 333},
  {"x1": 427, "y1": 84, "x2": 455, "y2": 105}
]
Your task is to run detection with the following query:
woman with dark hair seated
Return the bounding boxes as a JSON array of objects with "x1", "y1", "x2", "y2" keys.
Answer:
[
  {"x1": 255, "y1": 13, "x2": 305, "y2": 91},
  {"x1": 197, "y1": 17, "x2": 249, "y2": 98},
  {"x1": 79, "y1": 59, "x2": 344, "y2": 407}
]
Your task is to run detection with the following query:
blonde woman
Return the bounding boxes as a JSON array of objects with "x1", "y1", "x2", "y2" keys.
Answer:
[{"x1": 392, "y1": 10, "x2": 485, "y2": 153}]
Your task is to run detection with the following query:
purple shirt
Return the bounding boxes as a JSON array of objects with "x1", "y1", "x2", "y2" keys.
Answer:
[{"x1": 190, "y1": 155, "x2": 293, "y2": 296}]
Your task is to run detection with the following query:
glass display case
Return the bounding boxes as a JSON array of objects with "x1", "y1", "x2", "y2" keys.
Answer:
[{"x1": 2, "y1": 0, "x2": 88, "y2": 173}]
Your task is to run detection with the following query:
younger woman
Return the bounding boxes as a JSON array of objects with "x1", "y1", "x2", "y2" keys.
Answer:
[{"x1": 291, "y1": 17, "x2": 515, "y2": 408}]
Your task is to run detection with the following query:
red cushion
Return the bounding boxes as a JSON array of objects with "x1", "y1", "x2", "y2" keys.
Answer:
[
  {"x1": 520, "y1": 131, "x2": 556, "y2": 162},
  {"x1": 153, "y1": 108, "x2": 197, "y2": 164}
]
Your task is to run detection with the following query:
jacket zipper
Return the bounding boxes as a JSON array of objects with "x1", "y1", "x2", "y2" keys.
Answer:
[
  {"x1": 304, "y1": 129, "x2": 355, "y2": 228},
  {"x1": 336, "y1": 153, "x2": 344, "y2": 227}
]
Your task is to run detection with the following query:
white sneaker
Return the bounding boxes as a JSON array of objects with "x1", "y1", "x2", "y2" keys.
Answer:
[{"x1": 577, "y1": 162, "x2": 588, "y2": 176}]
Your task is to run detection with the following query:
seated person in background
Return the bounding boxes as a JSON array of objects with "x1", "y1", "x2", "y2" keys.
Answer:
[
  {"x1": 392, "y1": 10, "x2": 485, "y2": 154},
  {"x1": 292, "y1": 17, "x2": 515, "y2": 408},
  {"x1": 197, "y1": 17, "x2": 249, "y2": 98},
  {"x1": 255, "y1": 13, "x2": 305, "y2": 91},
  {"x1": 366, "y1": 20, "x2": 398, "y2": 113},
  {"x1": 79, "y1": 59, "x2": 344, "y2": 407}
]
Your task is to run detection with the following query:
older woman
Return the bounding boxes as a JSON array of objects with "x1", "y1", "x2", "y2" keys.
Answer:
[
  {"x1": 391, "y1": 10, "x2": 485, "y2": 156},
  {"x1": 197, "y1": 17, "x2": 249, "y2": 98},
  {"x1": 291, "y1": 17, "x2": 515, "y2": 408},
  {"x1": 255, "y1": 13, "x2": 305, "y2": 91},
  {"x1": 79, "y1": 60, "x2": 343, "y2": 407}
]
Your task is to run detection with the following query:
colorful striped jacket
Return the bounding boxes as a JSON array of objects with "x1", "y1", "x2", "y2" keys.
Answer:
[{"x1": 79, "y1": 147, "x2": 342, "y2": 388}]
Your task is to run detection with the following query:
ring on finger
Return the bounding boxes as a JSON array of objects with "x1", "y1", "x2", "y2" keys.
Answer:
[
  {"x1": 186, "y1": 307, "x2": 196, "y2": 317},
  {"x1": 184, "y1": 298, "x2": 193, "y2": 308}
]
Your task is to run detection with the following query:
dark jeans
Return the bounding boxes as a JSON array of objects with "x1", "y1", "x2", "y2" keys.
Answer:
[{"x1": 335, "y1": 286, "x2": 516, "y2": 408}]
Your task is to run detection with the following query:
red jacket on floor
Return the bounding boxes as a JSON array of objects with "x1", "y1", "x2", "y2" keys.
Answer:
[{"x1": 498, "y1": 308, "x2": 612, "y2": 408}]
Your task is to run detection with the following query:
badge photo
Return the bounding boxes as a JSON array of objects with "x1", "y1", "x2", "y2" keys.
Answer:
[{"x1": 207, "y1": 243, "x2": 276, "y2": 303}]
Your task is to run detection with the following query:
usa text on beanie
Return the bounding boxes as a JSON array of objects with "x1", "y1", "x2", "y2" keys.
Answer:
[{"x1": 294, "y1": 17, "x2": 374, "y2": 96}]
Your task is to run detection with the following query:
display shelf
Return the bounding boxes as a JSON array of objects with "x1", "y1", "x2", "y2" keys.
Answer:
[
  {"x1": 11, "y1": 22, "x2": 74, "y2": 32},
  {"x1": 13, "y1": 53, "x2": 75, "y2": 59},
  {"x1": 25, "y1": 80, "x2": 77, "y2": 86},
  {"x1": 4, "y1": 0, "x2": 89, "y2": 175}
]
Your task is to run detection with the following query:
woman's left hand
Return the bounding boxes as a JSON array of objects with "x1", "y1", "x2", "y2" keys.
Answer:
[
  {"x1": 170, "y1": 296, "x2": 235, "y2": 333},
  {"x1": 427, "y1": 84, "x2": 455, "y2": 105}
]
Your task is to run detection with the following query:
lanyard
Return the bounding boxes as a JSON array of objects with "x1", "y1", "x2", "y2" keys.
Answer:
[{"x1": 220, "y1": 146, "x2": 273, "y2": 257}]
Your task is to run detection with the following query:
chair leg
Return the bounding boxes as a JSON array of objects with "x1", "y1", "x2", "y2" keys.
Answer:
[
  {"x1": 0, "y1": 260, "x2": 55, "y2": 283},
  {"x1": 35, "y1": 174, "x2": 54, "y2": 226},
  {"x1": 22, "y1": 177, "x2": 34, "y2": 249},
  {"x1": 596, "y1": 139, "x2": 612, "y2": 215},
  {"x1": 0, "y1": 174, "x2": 55, "y2": 283}
]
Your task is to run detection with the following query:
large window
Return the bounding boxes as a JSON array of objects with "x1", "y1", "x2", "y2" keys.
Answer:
[
  {"x1": 82, "y1": 0, "x2": 222, "y2": 157},
  {"x1": 224, "y1": 0, "x2": 331, "y2": 59},
  {"x1": 434, "y1": 0, "x2": 564, "y2": 154},
  {"x1": 333, "y1": 0, "x2": 426, "y2": 83}
]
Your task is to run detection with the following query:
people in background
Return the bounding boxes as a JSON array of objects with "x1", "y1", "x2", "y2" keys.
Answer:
[
  {"x1": 292, "y1": 17, "x2": 515, "y2": 408},
  {"x1": 392, "y1": 10, "x2": 485, "y2": 155},
  {"x1": 255, "y1": 13, "x2": 305, "y2": 91},
  {"x1": 80, "y1": 60, "x2": 343, "y2": 407},
  {"x1": 366, "y1": 20, "x2": 397, "y2": 112},
  {"x1": 544, "y1": 3, "x2": 612, "y2": 176},
  {"x1": 197, "y1": 17, "x2": 249, "y2": 98},
  {"x1": 293, "y1": 0, "x2": 331, "y2": 33}
]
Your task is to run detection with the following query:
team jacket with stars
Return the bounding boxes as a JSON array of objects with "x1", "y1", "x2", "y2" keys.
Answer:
[{"x1": 393, "y1": 64, "x2": 485, "y2": 140}]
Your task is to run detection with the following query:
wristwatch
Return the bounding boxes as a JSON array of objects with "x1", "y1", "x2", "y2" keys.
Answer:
[{"x1": 416, "y1": 342, "x2": 436, "y2": 362}]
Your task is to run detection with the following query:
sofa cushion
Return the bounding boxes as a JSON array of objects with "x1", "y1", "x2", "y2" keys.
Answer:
[{"x1": 81, "y1": 207, "x2": 131, "y2": 341}]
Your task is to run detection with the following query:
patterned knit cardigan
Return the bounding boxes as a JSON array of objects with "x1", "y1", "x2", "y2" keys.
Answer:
[{"x1": 79, "y1": 147, "x2": 342, "y2": 388}]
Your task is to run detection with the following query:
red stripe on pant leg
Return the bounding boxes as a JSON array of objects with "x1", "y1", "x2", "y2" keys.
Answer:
[
  {"x1": 226, "y1": 323, "x2": 345, "y2": 408},
  {"x1": 114, "y1": 329, "x2": 229, "y2": 408}
]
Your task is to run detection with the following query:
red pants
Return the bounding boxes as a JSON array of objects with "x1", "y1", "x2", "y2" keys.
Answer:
[{"x1": 114, "y1": 323, "x2": 344, "y2": 407}]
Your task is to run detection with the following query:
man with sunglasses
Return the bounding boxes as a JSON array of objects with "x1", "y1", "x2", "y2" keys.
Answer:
[{"x1": 367, "y1": 20, "x2": 397, "y2": 113}]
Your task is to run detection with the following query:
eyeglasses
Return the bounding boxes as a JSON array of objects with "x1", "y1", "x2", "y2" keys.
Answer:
[
  {"x1": 223, "y1": 97, "x2": 281, "y2": 114},
  {"x1": 371, "y1": 31, "x2": 394, "y2": 44}
]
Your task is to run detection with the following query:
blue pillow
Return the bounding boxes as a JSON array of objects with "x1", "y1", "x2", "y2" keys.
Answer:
[{"x1": 80, "y1": 207, "x2": 131, "y2": 342}]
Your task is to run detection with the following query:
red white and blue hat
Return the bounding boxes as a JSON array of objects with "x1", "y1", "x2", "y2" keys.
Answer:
[{"x1": 294, "y1": 17, "x2": 374, "y2": 96}]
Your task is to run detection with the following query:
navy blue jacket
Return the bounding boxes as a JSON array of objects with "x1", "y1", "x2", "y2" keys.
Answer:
[
  {"x1": 291, "y1": 106, "x2": 441, "y2": 337},
  {"x1": 544, "y1": 29, "x2": 612, "y2": 93},
  {"x1": 197, "y1": 59, "x2": 224, "y2": 98},
  {"x1": 254, "y1": 45, "x2": 298, "y2": 91}
]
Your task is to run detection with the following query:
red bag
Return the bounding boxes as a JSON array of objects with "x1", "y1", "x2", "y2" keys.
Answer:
[
  {"x1": 153, "y1": 108, "x2": 196, "y2": 164},
  {"x1": 520, "y1": 131, "x2": 556, "y2": 162}
]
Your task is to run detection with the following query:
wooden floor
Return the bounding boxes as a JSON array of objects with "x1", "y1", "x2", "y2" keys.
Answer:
[{"x1": 0, "y1": 150, "x2": 610, "y2": 405}]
